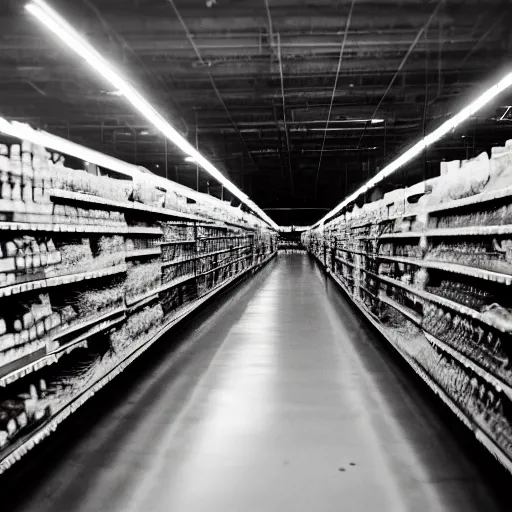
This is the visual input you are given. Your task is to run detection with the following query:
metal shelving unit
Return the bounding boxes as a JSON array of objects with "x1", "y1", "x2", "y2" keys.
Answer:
[
  {"x1": 303, "y1": 151, "x2": 512, "y2": 475},
  {"x1": 0, "y1": 130, "x2": 278, "y2": 474}
]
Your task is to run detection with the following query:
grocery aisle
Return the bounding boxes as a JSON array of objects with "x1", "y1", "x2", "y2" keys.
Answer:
[{"x1": 1, "y1": 254, "x2": 507, "y2": 511}]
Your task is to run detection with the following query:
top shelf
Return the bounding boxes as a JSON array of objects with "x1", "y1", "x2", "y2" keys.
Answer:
[
  {"x1": 345, "y1": 185, "x2": 512, "y2": 231},
  {"x1": 198, "y1": 235, "x2": 252, "y2": 241},
  {"x1": 364, "y1": 224, "x2": 512, "y2": 240},
  {"x1": 427, "y1": 185, "x2": 512, "y2": 215},
  {"x1": 50, "y1": 189, "x2": 206, "y2": 222}
]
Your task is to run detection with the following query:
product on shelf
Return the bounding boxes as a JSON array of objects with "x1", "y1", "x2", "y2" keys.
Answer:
[
  {"x1": 125, "y1": 262, "x2": 162, "y2": 301},
  {"x1": 110, "y1": 304, "x2": 164, "y2": 353},
  {"x1": 425, "y1": 278, "x2": 494, "y2": 311},
  {"x1": 0, "y1": 379, "x2": 50, "y2": 450},
  {"x1": 162, "y1": 260, "x2": 194, "y2": 283},
  {"x1": 302, "y1": 147, "x2": 512, "y2": 473},
  {"x1": 424, "y1": 239, "x2": 512, "y2": 275},
  {"x1": 0, "y1": 129, "x2": 276, "y2": 472},
  {"x1": 422, "y1": 301, "x2": 512, "y2": 382}
]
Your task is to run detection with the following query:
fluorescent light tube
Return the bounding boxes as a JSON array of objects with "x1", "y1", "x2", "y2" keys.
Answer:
[
  {"x1": 314, "y1": 70, "x2": 512, "y2": 227},
  {"x1": 25, "y1": 0, "x2": 278, "y2": 230}
]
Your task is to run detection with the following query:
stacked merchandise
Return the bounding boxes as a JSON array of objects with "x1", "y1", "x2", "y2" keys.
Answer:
[
  {"x1": 303, "y1": 139, "x2": 512, "y2": 473},
  {"x1": 195, "y1": 227, "x2": 254, "y2": 296},
  {"x1": 0, "y1": 127, "x2": 277, "y2": 473},
  {"x1": 124, "y1": 262, "x2": 162, "y2": 305}
]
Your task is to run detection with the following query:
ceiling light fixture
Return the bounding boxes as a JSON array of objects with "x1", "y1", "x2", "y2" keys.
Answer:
[
  {"x1": 24, "y1": 0, "x2": 279, "y2": 230},
  {"x1": 313, "y1": 70, "x2": 512, "y2": 228},
  {"x1": 184, "y1": 156, "x2": 197, "y2": 163},
  {"x1": 370, "y1": 119, "x2": 384, "y2": 124}
]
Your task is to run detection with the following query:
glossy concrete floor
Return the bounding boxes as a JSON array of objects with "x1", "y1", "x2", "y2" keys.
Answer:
[{"x1": 2, "y1": 254, "x2": 509, "y2": 511}]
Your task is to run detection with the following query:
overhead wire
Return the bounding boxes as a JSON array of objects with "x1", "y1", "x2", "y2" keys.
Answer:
[
  {"x1": 355, "y1": 0, "x2": 444, "y2": 150},
  {"x1": 264, "y1": 0, "x2": 295, "y2": 195},
  {"x1": 165, "y1": 0, "x2": 264, "y2": 195},
  {"x1": 313, "y1": 0, "x2": 357, "y2": 200}
]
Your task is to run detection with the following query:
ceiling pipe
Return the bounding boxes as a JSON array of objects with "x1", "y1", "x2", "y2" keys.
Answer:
[
  {"x1": 277, "y1": 34, "x2": 294, "y2": 194},
  {"x1": 271, "y1": 98, "x2": 287, "y2": 178},
  {"x1": 165, "y1": 0, "x2": 261, "y2": 181},
  {"x1": 264, "y1": 0, "x2": 294, "y2": 195},
  {"x1": 82, "y1": 0, "x2": 190, "y2": 135},
  {"x1": 301, "y1": 147, "x2": 377, "y2": 153},
  {"x1": 31, "y1": 119, "x2": 426, "y2": 132},
  {"x1": 314, "y1": 0, "x2": 357, "y2": 200},
  {"x1": 213, "y1": 122, "x2": 421, "y2": 133}
]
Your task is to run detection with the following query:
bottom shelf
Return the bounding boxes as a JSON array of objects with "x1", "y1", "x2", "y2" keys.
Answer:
[{"x1": 0, "y1": 252, "x2": 276, "y2": 474}]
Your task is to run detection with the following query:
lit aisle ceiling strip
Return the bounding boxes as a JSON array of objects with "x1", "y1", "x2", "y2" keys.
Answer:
[
  {"x1": 313, "y1": 71, "x2": 512, "y2": 228},
  {"x1": 24, "y1": 0, "x2": 279, "y2": 230}
]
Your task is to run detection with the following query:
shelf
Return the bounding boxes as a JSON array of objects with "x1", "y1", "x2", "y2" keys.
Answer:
[
  {"x1": 126, "y1": 286, "x2": 162, "y2": 307},
  {"x1": 196, "y1": 222, "x2": 229, "y2": 229},
  {"x1": 345, "y1": 186, "x2": 512, "y2": 229},
  {"x1": 224, "y1": 220, "x2": 257, "y2": 231},
  {"x1": 161, "y1": 245, "x2": 251, "y2": 268},
  {"x1": 0, "y1": 307, "x2": 126, "y2": 387},
  {"x1": 378, "y1": 254, "x2": 419, "y2": 265},
  {"x1": 329, "y1": 270, "x2": 354, "y2": 298},
  {"x1": 0, "y1": 222, "x2": 128, "y2": 234},
  {"x1": 427, "y1": 185, "x2": 512, "y2": 215},
  {"x1": 198, "y1": 235, "x2": 250, "y2": 241},
  {"x1": 127, "y1": 292, "x2": 159, "y2": 313},
  {"x1": 362, "y1": 306, "x2": 512, "y2": 475},
  {"x1": 0, "y1": 251, "x2": 277, "y2": 474},
  {"x1": 51, "y1": 311, "x2": 125, "y2": 357},
  {"x1": 359, "y1": 284, "x2": 377, "y2": 299},
  {"x1": 160, "y1": 239, "x2": 195, "y2": 246},
  {"x1": 378, "y1": 232, "x2": 422, "y2": 240},
  {"x1": 158, "y1": 274, "x2": 196, "y2": 293},
  {"x1": 161, "y1": 255, "x2": 197, "y2": 267},
  {"x1": 423, "y1": 332, "x2": 512, "y2": 402},
  {"x1": 378, "y1": 212, "x2": 418, "y2": 223},
  {"x1": 0, "y1": 264, "x2": 127, "y2": 298},
  {"x1": 378, "y1": 225, "x2": 512, "y2": 239},
  {"x1": 125, "y1": 247, "x2": 162, "y2": 259},
  {"x1": 50, "y1": 189, "x2": 128, "y2": 209},
  {"x1": 130, "y1": 202, "x2": 205, "y2": 221},
  {"x1": 53, "y1": 307, "x2": 125, "y2": 342},
  {"x1": 378, "y1": 254, "x2": 512, "y2": 285},
  {"x1": 334, "y1": 256, "x2": 355, "y2": 268},
  {"x1": 336, "y1": 247, "x2": 368, "y2": 257},
  {"x1": 373, "y1": 273, "x2": 512, "y2": 334},
  {"x1": 379, "y1": 293, "x2": 422, "y2": 325},
  {"x1": 325, "y1": 262, "x2": 512, "y2": 475},
  {"x1": 423, "y1": 259, "x2": 512, "y2": 285},
  {"x1": 125, "y1": 226, "x2": 162, "y2": 236},
  {"x1": 351, "y1": 221, "x2": 372, "y2": 228},
  {"x1": 197, "y1": 254, "x2": 252, "y2": 277},
  {"x1": 425, "y1": 225, "x2": 512, "y2": 237},
  {"x1": 199, "y1": 245, "x2": 252, "y2": 258},
  {"x1": 50, "y1": 189, "x2": 206, "y2": 222}
]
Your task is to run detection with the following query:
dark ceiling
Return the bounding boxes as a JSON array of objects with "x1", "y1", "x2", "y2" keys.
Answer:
[{"x1": 1, "y1": 0, "x2": 512, "y2": 225}]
